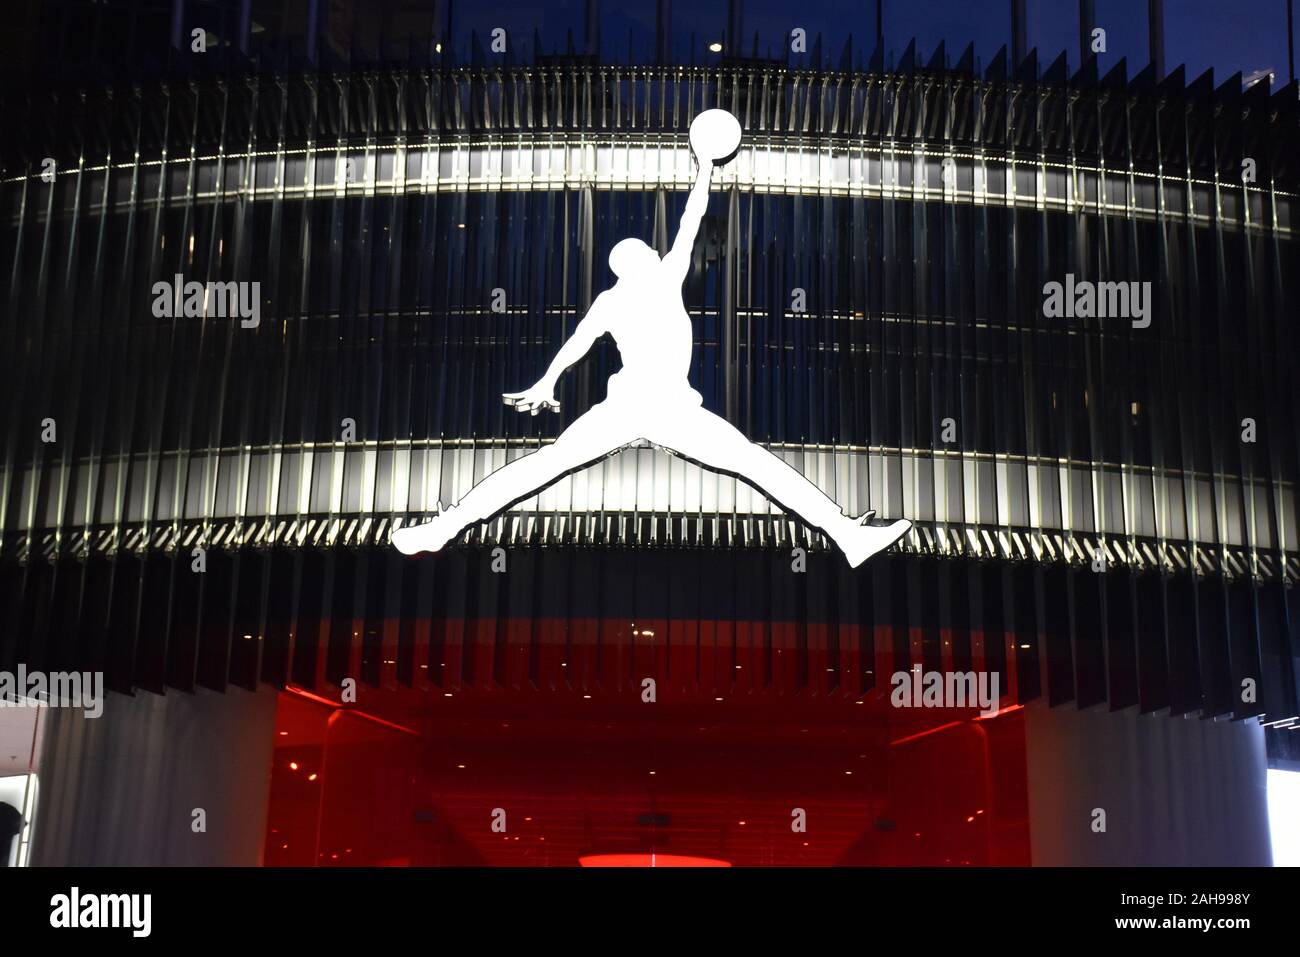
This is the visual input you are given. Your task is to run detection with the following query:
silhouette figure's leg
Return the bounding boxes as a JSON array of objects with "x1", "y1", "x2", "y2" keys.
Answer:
[
  {"x1": 393, "y1": 404, "x2": 630, "y2": 554},
  {"x1": 649, "y1": 408, "x2": 910, "y2": 567}
]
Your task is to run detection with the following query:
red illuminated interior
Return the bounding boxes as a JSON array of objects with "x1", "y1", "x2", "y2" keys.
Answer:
[{"x1": 263, "y1": 618, "x2": 1031, "y2": 866}]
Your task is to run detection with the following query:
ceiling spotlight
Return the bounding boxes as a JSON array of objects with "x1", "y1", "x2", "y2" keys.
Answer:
[{"x1": 708, "y1": 42, "x2": 723, "y2": 53}]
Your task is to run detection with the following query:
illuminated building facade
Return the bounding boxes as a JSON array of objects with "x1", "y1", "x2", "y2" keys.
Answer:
[{"x1": 0, "y1": 0, "x2": 1296, "y2": 866}]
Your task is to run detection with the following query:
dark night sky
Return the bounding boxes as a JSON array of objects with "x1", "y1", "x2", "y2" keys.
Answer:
[
  {"x1": 448, "y1": 0, "x2": 1296, "y2": 84},
  {"x1": 2, "y1": 1, "x2": 1295, "y2": 87}
]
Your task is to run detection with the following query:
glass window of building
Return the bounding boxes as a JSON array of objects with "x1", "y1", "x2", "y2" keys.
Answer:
[
  {"x1": 451, "y1": 0, "x2": 588, "y2": 61},
  {"x1": 886, "y1": 0, "x2": 1011, "y2": 70},
  {"x1": 600, "y1": 0, "x2": 658, "y2": 62},
  {"x1": 744, "y1": 0, "x2": 877, "y2": 67},
  {"x1": 1092, "y1": 0, "x2": 1149, "y2": 74},
  {"x1": 1026, "y1": 0, "x2": 1078, "y2": 72},
  {"x1": 1165, "y1": 0, "x2": 1291, "y2": 87},
  {"x1": 1294, "y1": 3, "x2": 1300, "y2": 83},
  {"x1": 669, "y1": 0, "x2": 729, "y2": 64}
]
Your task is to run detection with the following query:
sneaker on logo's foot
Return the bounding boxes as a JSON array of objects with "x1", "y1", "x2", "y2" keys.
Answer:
[
  {"x1": 391, "y1": 505, "x2": 459, "y2": 555},
  {"x1": 839, "y1": 516, "x2": 911, "y2": 568}
]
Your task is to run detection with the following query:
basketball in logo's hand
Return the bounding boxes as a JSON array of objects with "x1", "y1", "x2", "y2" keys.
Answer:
[{"x1": 689, "y1": 109, "x2": 742, "y2": 164}]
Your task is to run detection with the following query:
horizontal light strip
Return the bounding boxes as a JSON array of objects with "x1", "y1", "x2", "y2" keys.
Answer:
[
  {"x1": 6, "y1": 141, "x2": 1292, "y2": 237},
  {"x1": 8, "y1": 442, "x2": 1295, "y2": 560}
]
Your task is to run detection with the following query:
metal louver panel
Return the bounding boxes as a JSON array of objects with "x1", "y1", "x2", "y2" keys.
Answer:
[{"x1": 1, "y1": 62, "x2": 1297, "y2": 721}]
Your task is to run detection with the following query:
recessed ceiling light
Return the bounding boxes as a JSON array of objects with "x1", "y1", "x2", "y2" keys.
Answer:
[{"x1": 708, "y1": 42, "x2": 723, "y2": 53}]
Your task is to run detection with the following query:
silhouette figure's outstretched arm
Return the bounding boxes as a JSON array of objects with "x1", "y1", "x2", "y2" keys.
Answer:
[
  {"x1": 662, "y1": 157, "x2": 713, "y2": 283},
  {"x1": 502, "y1": 293, "x2": 612, "y2": 414}
]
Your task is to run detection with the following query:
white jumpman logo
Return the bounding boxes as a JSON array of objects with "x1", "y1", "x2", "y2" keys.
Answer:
[{"x1": 393, "y1": 110, "x2": 910, "y2": 567}]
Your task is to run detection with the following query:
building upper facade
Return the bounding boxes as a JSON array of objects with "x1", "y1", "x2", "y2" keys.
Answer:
[
  {"x1": 0, "y1": 2, "x2": 1297, "y2": 577},
  {"x1": 3, "y1": 59, "x2": 1298, "y2": 582},
  {"x1": 1, "y1": 2, "x2": 1297, "y2": 722},
  {"x1": 4, "y1": 1, "x2": 1300, "y2": 90}
]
